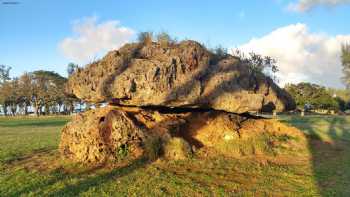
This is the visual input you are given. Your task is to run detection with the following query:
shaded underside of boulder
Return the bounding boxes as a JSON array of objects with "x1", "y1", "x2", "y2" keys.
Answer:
[
  {"x1": 66, "y1": 40, "x2": 295, "y2": 113},
  {"x1": 59, "y1": 106, "x2": 306, "y2": 164}
]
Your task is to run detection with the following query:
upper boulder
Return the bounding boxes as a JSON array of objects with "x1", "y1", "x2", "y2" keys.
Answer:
[{"x1": 66, "y1": 40, "x2": 295, "y2": 113}]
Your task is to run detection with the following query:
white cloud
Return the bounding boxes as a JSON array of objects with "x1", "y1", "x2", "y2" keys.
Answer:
[
  {"x1": 59, "y1": 16, "x2": 134, "y2": 64},
  {"x1": 235, "y1": 23, "x2": 350, "y2": 88},
  {"x1": 288, "y1": 0, "x2": 350, "y2": 12}
]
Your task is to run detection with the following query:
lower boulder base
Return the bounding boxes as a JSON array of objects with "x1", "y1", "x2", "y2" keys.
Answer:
[
  {"x1": 59, "y1": 106, "x2": 307, "y2": 165},
  {"x1": 163, "y1": 137, "x2": 193, "y2": 160}
]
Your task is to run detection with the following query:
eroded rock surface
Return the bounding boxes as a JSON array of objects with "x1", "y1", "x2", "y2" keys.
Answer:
[
  {"x1": 60, "y1": 106, "x2": 306, "y2": 164},
  {"x1": 66, "y1": 41, "x2": 295, "y2": 113},
  {"x1": 60, "y1": 39, "x2": 300, "y2": 166},
  {"x1": 60, "y1": 106, "x2": 147, "y2": 163}
]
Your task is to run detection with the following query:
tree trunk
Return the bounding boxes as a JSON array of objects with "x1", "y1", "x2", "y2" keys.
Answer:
[
  {"x1": 58, "y1": 104, "x2": 62, "y2": 115},
  {"x1": 70, "y1": 102, "x2": 74, "y2": 114},
  {"x1": 4, "y1": 105, "x2": 8, "y2": 116},
  {"x1": 10, "y1": 104, "x2": 16, "y2": 116},
  {"x1": 45, "y1": 104, "x2": 49, "y2": 115},
  {"x1": 24, "y1": 104, "x2": 28, "y2": 115},
  {"x1": 34, "y1": 102, "x2": 39, "y2": 116}
]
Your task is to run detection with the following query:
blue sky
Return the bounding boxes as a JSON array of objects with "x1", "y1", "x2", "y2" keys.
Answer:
[{"x1": 1, "y1": 0, "x2": 350, "y2": 87}]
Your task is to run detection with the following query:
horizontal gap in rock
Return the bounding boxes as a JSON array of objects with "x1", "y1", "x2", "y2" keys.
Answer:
[
  {"x1": 239, "y1": 112, "x2": 268, "y2": 120},
  {"x1": 109, "y1": 103, "x2": 212, "y2": 113},
  {"x1": 108, "y1": 103, "x2": 267, "y2": 119}
]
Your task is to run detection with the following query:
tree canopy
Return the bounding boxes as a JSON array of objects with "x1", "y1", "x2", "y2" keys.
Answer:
[
  {"x1": 0, "y1": 65, "x2": 11, "y2": 85},
  {"x1": 285, "y1": 83, "x2": 340, "y2": 111},
  {"x1": 341, "y1": 44, "x2": 350, "y2": 89},
  {"x1": 67, "y1": 63, "x2": 79, "y2": 76},
  {"x1": 0, "y1": 69, "x2": 80, "y2": 116}
]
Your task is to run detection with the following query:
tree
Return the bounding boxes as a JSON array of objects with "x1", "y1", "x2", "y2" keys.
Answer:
[
  {"x1": 67, "y1": 63, "x2": 79, "y2": 76},
  {"x1": 285, "y1": 83, "x2": 339, "y2": 111},
  {"x1": 156, "y1": 32, "x2": 176, "y2": 47},
  {"x1": 327, "y1": 88, "x2": 350, "y2": 111},
  {"x1": 232, "y1": 49, "x2": 279, "y2": 82},
  {"x1": 0, "y1": 65, "x2": 11, "y2": 85},
  {"x1": 0, "y1": 68, "x2": 77, "y2": 116},
  {"x1": 17, "y1": 73, "x2": 34, "y2": 115},
  {"x1": 0, "y1": 81, "x2": 11, "y2": 115},
  {"x1": 210, "y1": 45, "x2": 229, "y2": 64},
  {"x1": 31, "y1": 70, "x2": 67, "y2": 116},
  {"x1": 0, "y1": 65, "x2": 12, "y2": 114},
  {"x1": 138, "y1": 32, "x2": 153, "y2": 45},
  {"x1": 0, "y1": 79, "x2": 21, "y2": 115},
  {"x1": 341, "y1": 44, "x2": 350, "y2": 89}
]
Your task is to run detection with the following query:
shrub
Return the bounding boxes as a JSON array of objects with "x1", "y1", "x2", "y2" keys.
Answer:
[
  {"x1": 144, "y1": 136, "x2": 162, "y2": 161},
  {"x1": 232, "y1": 49, "x2": 279, "y2": 81},
  {"x1": 210, "y1": 45, "x2": 229, "y2": 64},
  {"x1": 116, "y1": 144, "x2": 129, "y2": 159},
  {"x1": 138, "y1": 31, "x2": 153, "y2": 45},
  {"x1": 156, "y1": 32, "x2": 171, "y2": 47}
]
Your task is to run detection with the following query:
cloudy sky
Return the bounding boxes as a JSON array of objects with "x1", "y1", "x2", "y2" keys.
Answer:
[{"x1": 1, "y1": 0, "x2": 350, "y2": 88}]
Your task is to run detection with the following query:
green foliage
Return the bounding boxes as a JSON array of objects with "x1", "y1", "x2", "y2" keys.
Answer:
[
  {"x1": 0, "y1": 70, "x2": 77, "y2": 116},
  {"x1": 210, "y1": 45, "x2": 229, "y2": 64},
  {"x1": 285, "y1": 82, "x2": 339, "y2": 110},
  {"x1": 0, "y1": 78, "x2": 22, "y2": 115},
  {"x1": 156, "y1": 32, "x2": 176, "y2": 47},
  {"x1": 232, "y1": 49, "x2": 279, "y2": 81},
  {"x1": 0, "y1": 65, "x2": 11, "y2": 85},
  {"x1": 341, "y1": 44, "x2": 350, "y2": 89},
  {"x1": 116, "y1": 144, "x2": 129, "y2": 159},
  {"x1": 327, "y1": 88, "x2": 350, "y2": 111},
  {"x1": 30, "y1": 70, "x2": 68, "y2": 115},
  {"x1": 67, "y1": 63, "x2": 79, "y2": 76}
]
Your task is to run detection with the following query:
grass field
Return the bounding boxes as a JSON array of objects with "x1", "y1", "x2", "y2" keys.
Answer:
[{"x1": 1, "y1": 115, "x2": 350, "y2": 196}]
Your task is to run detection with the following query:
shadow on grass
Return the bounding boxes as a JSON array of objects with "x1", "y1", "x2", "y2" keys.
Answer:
[
  {"x1": 0, "y1": 119, "x2": 69, "y2": 128},
  {"x1": 3, "y1": 148, "x2": 54, "y2": 164},
  {"x1": 48, "y1": 158, "x2": 147, "y2": 196},
  {"x1": 287, "y1": 115, "x2": 350, "y2": 196},
  {"x1": 11, "y1": 158, "x2": 147, "y2": 197},
  {"x1": 7, "y1": 47, "x2": 346, "y2": 195}
]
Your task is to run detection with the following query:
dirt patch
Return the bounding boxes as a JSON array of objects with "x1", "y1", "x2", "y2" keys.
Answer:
[{"x1": 5, "y1": 150, "x2": 62, "y2": 173}]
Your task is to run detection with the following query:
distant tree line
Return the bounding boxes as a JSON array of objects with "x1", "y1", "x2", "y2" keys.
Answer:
[
  {"x1": 2, "y1": 34, "x2": 349, "y2": 115},
  {"x1": 284, "y1": 83, "x2": 348, "y2": 111},
  {"x1": 0, "y1": 64, "x2": 81, "y2": 116},
  {"x1": 0, "y1": 33, "x2": 289, "y2": 116}
]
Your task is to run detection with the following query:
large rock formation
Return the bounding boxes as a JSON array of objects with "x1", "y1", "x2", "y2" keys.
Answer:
[
  {"x1": 60, "y1": 106, "x2": 147, "y2": 163},
  {"x1": 60, "y1": 106, "x2": 306, "y2": 164},
  {"x1": 60, "y1": 39, "x2": 300, "y2": 166},
  {"x1": 66, "y1": 41, "x2": 295, "y2": 113}
]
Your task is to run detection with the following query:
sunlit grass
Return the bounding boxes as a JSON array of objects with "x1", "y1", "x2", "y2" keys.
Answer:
[{"x1": 0, "y1": 115, "x2": 350, "y2": 196}]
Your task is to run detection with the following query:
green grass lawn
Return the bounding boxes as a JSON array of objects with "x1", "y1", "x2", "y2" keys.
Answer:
[{"x1": 1, "y1": 115, "x2": 350, "y2": 196}]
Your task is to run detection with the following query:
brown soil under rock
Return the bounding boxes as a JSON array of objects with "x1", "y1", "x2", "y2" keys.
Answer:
[{"x1": 59, "y1": 106, "x2": 307, "y2": 165}]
